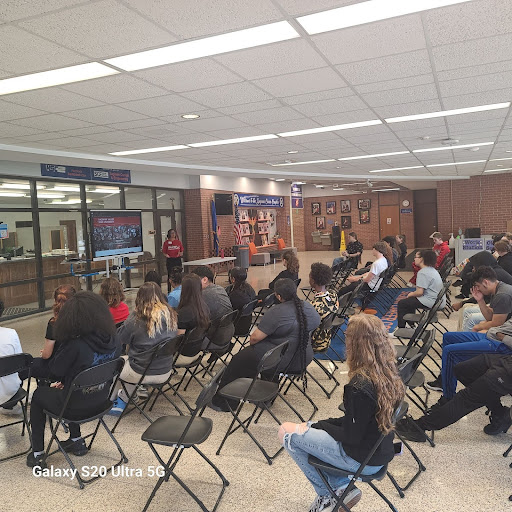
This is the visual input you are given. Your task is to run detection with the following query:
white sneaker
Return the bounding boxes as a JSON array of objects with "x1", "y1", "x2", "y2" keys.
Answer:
[
  {"x1": 388, "y1": 328, "x2": 398, "y2": 339},
  {"x1": 323, "y1": 487, "x2": 362, "y2": 511},
  {"x1": 0, "y1": 403, "x2": 23, "y2": 415},
  {"x1": 309, "y1": 494, "x2": 332, "y2": 512}
]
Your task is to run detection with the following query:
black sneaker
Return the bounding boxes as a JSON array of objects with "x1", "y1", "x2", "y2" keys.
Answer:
[
  {"x1": 60, "y1": 437, "x2": 88, "y2": 456},
  {"x1": 26, "y1": 452, "x2": 47, "y2": 469},
  {"x1": 395, "y1": 417, "x2": 427, "y2": 443},
  {"x1": 426, "y1": 395, "x2": 449, "y2": 415},
  {"x1": 452, "y1": 279, "x2": 463, "y2": 287},
  {"x1": 425, "y1": 375, "x2": 443, "y2": 392},
  {"x1": 455, "y1": 293, "x2": 466, "y2": 299},
  {"x1": 483, "y1": 407, "x2": 512, "y2": 435}
]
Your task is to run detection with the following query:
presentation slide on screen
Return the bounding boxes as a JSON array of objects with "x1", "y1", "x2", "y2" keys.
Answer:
[{"x1": 91, "y1": 211, "x2": 143, "y2": 258}]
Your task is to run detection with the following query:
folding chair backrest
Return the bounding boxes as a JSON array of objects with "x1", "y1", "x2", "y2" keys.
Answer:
[
  {"x1": 71, "y1": 358, "x2": 125, "y2": 390},
  {"x1": 397, "y1": 353, "x2": 423, "y2": 386},
  {"x1": 240, "y1": 299, "x2": 258, "y2": 317},
  {"x1": 294, "y1": 278, "x2": 301, "y2": 288},
  {"x1": 257, "y1": 341, "x2": 289, "y2": 373},
  {"x1": 195, "y1": 368, "x2": 226, "y2": 410},
  {"x1": 214, "y1": 309, "x2": 238, "y2": 328},
  {"x1": 0, "y1": 353, "x2": 33, "y2": 379},
  {"x1": 392, "y1": 400, "x2": 409, "y2": 425},
  {"x1": 264, "y1": 293, "x2": 277, "y2": 308},
  {"x1": 318, "y1": 311, "x2": 335, "y2": 331},
  {"x1": 183, "y1": 326, "x2": 208, "y2": 355},
  {"x1": 154, "y1": 335, "x2": 185, "y2": 359}
]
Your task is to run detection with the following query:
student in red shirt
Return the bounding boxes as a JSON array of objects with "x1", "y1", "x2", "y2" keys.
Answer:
[
  {"x1": 162, "y1": 229, "x2": 184, "y2": 277},
  {"x1": 100, "y1": 277, "x2": 130, "y2": 327}
]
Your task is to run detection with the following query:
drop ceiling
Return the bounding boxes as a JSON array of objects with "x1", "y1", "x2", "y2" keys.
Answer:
[{"x1": 0, "y1": 0, "x2": 511, "y2": 187}]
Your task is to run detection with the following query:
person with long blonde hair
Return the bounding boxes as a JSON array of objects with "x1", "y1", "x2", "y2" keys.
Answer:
[
  {"x1": 278, "y1": 315, "x2": 404, "y2": 512},
  {"x1": 109, "y1": 282, "x2": 178, "y2": 415}
]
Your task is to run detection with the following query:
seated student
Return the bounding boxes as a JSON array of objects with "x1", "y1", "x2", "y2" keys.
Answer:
[
  {"x1": 192, "y1": 266, "x2": 235, "y2": 351},
  {"x1": 410, "y1": 232, "x2": 450, "y2": 285},
  {"x1": 278, "y1": 315, "x2": 405, "y2": 512},
  {"x1": 397, "y1": 352, "x2": 512, "y2": 442},
  {"x1": 167, "y1": 267, "x2": 183, "y2": 308},
  {"x1": 27, "y1": 292, "x2": 121, "y2": 468},
  {"x1": 394, "y1": 250, "x2": 445, "y2": 330},
  {"x1": 337, "y1": 241, "x2": 390, "y2": 298},
  {"x1": 269, "y1": 251, "x2": 299, "y2": 290},
  {"x1": 144, "y1": 270, "x2": 162, "y2": 289},
  {"x1": 396, "y1": 234, "x2": 407, "y2": 269},
  {"x1": 0, "y1": 301, "x2": 23, "y2": 416},
  {"x1": 32, "y1": 285, "x2": 76, "y2": 381},
  {"x1": 382, "y1": 236, "x2": 399, "y2": 265},
  {"x1": 309, "y1": 263, "x2": 339, "y2": 353},
  {"x1": 100, "y1": 277, "x2": 129, "y2": 327},
  {"x1": 495, "y1": 240, "x2": 512, "y2": 276},
  {"x1": 226, "y1": 266, "x2": 256, "y2": 313},
  {"x1": 176, "y1": 274, "x2": 210, "y2": 365},
  {"x1": 110, "y1": 282, "x2": 178, "y2": 415},
  {"x1": 332, "y1": 232, "x2": 363, "y2": 269},
  {"x1": 426, "y1": 266, "x2": 512, "y2": 395},
  {"x1": 209, "y1": 278, "x2": 320, "y2": 412}
]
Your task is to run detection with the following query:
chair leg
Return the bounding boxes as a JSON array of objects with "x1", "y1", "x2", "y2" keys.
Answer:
[{"x1": 367, "y1": 481, "x2": 399, "y2": 512}]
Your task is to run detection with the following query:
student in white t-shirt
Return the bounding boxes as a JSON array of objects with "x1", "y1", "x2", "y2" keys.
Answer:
[{"x1": 337, "y1": 242, "x2": 391, "y2": 298}]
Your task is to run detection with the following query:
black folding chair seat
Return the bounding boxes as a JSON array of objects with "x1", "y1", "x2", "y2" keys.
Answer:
[
  {"x1": 403, "y1": 312, "x2": 438, "y2": 324},
  {"x1": 142, "y1": 415, "x2": 212, "y2": 446},
  {"x1": 2, "y1": 387, "x2": 27, "y2": 408},
  {"x1": 309, "y1": 457, "x2": 388, "y2": 483},
  {"x1": 220, "y1": 378, "x2": 277, "y2": 403}
]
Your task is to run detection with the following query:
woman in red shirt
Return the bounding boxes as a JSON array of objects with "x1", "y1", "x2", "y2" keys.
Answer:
[
  {"x1": 162, "y1": 229, "x2": 184, "y2": 276},
  {"x1": 100, "y1": 277, "x2": 130, "y2": 327}
]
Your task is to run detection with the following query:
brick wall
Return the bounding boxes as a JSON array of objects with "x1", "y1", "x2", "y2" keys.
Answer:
[
  {"x1": 437, "y1": 175, "x2": 512, "y2": 236},
  {"x1": 292, "y1": 206, "x2": 306, "y2": 251},
  {"x1": 276, "y1": 196, "x2": 292, "y2": 245}
]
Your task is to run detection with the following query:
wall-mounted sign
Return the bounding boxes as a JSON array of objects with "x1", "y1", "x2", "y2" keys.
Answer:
[
  {"x1": 400, "y1": 208, "x2": 413, "y2": 214},
  {"x1": 486, "y1": 239, "x2": 495, "y2": 251},
  {"x1": 234, "y1": 193, "x2": 284, "y2": 208},
  {"x1": 462, "y1": 239, "x2": 483, "y2": 251},
  {"x1": 41, "y1": 164, "x2": 131, "y2": 184},
  {"x1": 0, "y1": 223, "x2": 8, "y2": 239},
  {"x1": 291, "y1": 183, "x2": 303, "y2": 209}
]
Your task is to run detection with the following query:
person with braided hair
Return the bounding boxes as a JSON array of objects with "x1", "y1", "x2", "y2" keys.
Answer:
[{"x1": 209, "y1": 278, "x2": 320, "y2": 412}]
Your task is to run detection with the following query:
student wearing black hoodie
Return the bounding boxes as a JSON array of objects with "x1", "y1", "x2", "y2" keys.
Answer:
[{"x1": 27, "y1": 291, "x2": 121, "y2": 468}]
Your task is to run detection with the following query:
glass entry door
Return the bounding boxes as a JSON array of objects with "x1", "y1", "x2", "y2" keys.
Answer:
[{"x1": 157, "y1": 210, "x2": 184, "y2": 275}]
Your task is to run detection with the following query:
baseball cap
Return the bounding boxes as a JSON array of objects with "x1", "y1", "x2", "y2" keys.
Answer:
[{"x1": 429, "y1": 232, "x2": 442, "y2": 239}]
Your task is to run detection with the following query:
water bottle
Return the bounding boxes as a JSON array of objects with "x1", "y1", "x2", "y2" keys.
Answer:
[{"x1": 220, "y1": 248, "x2": 224, "y2": 258}]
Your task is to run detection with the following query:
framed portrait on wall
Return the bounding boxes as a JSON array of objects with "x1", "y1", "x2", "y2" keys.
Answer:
[
  {"x1": 341, "y1": 216, "x2": 352, "y2": 229},
  {"x1": 341, "y1": 199, "x2": 351, "y2": 213},
  {"x1": 358, "y1": 198, "x2": 371, "y2": 209},
  {"x1": 359, "y1": 209, "x2": 370, "y2": 224},
  {"x1": 312, "y1": 202, "x2": 321, "y2": 215},
  {"x1": 326, "y1": 201, "x2": 336, "y2": 214},
  {"x1": 316, "y1": 216, "x2": 326, "y2": 230}
]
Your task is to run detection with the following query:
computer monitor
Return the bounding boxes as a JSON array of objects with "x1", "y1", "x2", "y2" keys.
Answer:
[{"x1": 12, "y1": 246, "x2": 23, "y2": 257}]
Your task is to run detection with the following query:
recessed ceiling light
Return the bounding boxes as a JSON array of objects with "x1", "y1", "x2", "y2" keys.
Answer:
[
  {"x1": 296, "y1": 0, "x2": 471, "y2": 34},
  {"x1": 271, "y1": 159, "x2": 336, "y2": 166},
  {"x1": 385, "y1": 102, "x2": 510, "y2": 123},
  {"x1": 490, "y1": 157, "x2": 512, "y2": 162},
  {"x1": 287, "y1": 150, "x2": 299, "y2": 154},
  {"x1": 181, "y1": 114, "x2": 200, "y2": 119},
  {"x1": 50, "y1": 185, "x2": 81, "y2": 192},
  {"x1": 293, "y1": 181, "x2": 307, "y2": 185},
  {"x1": 275, "y1": 178, "x2": 286, "y2": 181},
  {"x1": 189, "y1": 134, "x2": 278, "y2": 148},
  {"x1": 413, "y1": 142, "x2": 494, "y2": 153},
  {"x1": 338, "y1": 150, "x2": 409, "y2": 161},
  {"x1": 1, "y1": 183, "x2": 31, "y2": 190},
  {"x1": 372, "y1": 188, "x2": 401, "y2": 192},
  {"x1": 109, "y1": 145, "x2": 189, "y2": 156},
  {"x1": 426, "y1": 160, "x2": 486, "y2": 167},
  {"x1": 0, "y1": 63, "x2": 119, "y2": 96},
  {"x1": 0, "y1": 191, "x2": 25, "y2": 197},
  {"x1": 497, "y1": 164, "x2": 504, "y2": 167},
  {"x1": 278, "y1": 119, "x2": 381, "y2": 137},
  {"x1": 37, "y1": 192, "x2": 66, "y2": 199},
  {"x1": 506, "y1": 150, "x2": 512, "y2": 153},
  {"x1": 484, "y1": 168, "x2": 512, "y2": 173},
  {"x1": 105, "y1": 21, "x2": 299, "y2": 71},
  {"x1": 368, "y1": 165, "x2": 424, "y2": 173}
]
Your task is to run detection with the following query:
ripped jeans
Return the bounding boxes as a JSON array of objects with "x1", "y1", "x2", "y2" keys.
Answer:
[{"x1": 281, "y1": 423, "x2": 382, "y2": 496}]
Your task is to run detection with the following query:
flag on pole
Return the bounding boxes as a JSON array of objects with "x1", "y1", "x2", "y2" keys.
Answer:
[{"x1": 233, "y1": 204, "x2": 243, "y2": 244}]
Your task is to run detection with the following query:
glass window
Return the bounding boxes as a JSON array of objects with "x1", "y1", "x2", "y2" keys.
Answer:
[
  {"x1": 86, "y1": 184, "x2": 121, "y2": 209},
  {"x1": 0, "y1": 211, "x2": 35, "y2": 265},
  {"x1": 44, "y1": 276, "x2": 81, "y2": 308},
  {"x1": 0, "y1": 283, "x2": 39, "y2": 315},
  {"x1": 0, "y1": 178, "x2": 32, "y2": 208},
  {"x1": 124, "y1": 187, "x2": 153, "y2": 209},
  {"x1": 157, "y1": 189, "x2": 181, "y2": 210},
  {"x1": 37, "y1": 181, "x2": 82, "y2": 209}
]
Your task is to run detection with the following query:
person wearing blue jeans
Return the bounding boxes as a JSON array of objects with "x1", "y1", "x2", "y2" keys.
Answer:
[{"x1": 278, "y1": 315, "x2": 404, "y2": 512}]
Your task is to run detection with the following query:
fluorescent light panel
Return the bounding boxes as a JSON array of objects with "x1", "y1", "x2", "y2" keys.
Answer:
[
  {"x1": 275, "y1": 178, "x2": 286, "y2": 181},
  {"x1": 338, "y1": 151, "x2": 409, "y2": 161},
  {"x1": 372, "y1": 188, "x2": 401, "y2": 192},
  {"x1": 0, "y1": 192, "x2": 24, "y2": 197},
  {"x1": 368, "y1": 165, "x2": 424, "y2": 173},
  {"x1": 426, "y1": 160, "x2": 486, "y2": 167},
  {"x1": 189, "y1": 134, "x2": 278, "y2": 148},
  {"x1": 105, "y1": 21, "x2": 299, "y2": 71},
  {"x1": 278, "y1": 120, "x2": 381, "y2": 137},
  {"x1": 385, "y1": 102, "x2": 510, "y2": 123},
  {"x1": 413, "y1": 142, "x2": 494, "y2": 153},
  {"x1": 0, "y1": 63, "x2": 119, "y2": 96},
  {"x1": 109, "y1": 145, "x2": 188, "y2": 156},
  {"x1": 490, "y1": 157, "x2": 512, "y2": 162},
  {"x1": 484, "y1": 168, "x2": 512, "y2": 173},
  {"x1": 297, "y1": 0, "x2": 471, "y2": 34},
  {"x1": 271, "y1": 159, "x2": 335, "y2": 166}
]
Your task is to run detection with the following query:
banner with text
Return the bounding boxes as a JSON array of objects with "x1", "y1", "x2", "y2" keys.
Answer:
[
  {"x1": 234, "y1": 193, "x2": 284, "y2": 208},
  {"x1": 291, "y1": 183, "x2": 303, "y2": 209},
  {"x1": 41, "y1": 164, "x2": 131, "y2": 184}
]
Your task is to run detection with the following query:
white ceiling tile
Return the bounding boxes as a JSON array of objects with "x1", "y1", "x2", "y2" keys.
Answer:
[
  {"x1": 18, "y1": 0, "x2": 175, "y2": 59},
  {"x1": 124, "y1": 125, "x2": 196, "y2": 139},
  {"x1": 176, "y1": 116, "x2": 248, "y2": 132},
  {"x1": 0, "y1": 123, "x2": 46, "y2": 137},
  {"x1": 199, "y1": 126, "x2": 272, "y2": 140},
  {"x1": 292, "y1": 95, "x2": 368, "y2": 117},
  {"x1": 82, "y1": 131, "x2": 150, "y2": 144},
  {"x1": 10, "y1": 114, "x2": 94, "y2": 131},
  {"x1": 216, "y1": 39, "x2": 325, "y2": 80},
  {"x1": 275, "y1": 0, "x2": 357, "y2": 17},
  {"x1": 63, "y1": 105, "x2": 148, "y2": 124},
  {"x1": 248, "y1": 119, "x2": 321, "y2": 134},
  {"x1": 0, "y1": 100, "x2": 47, "y2": 122},
  {"x1": 441, "y1": 90, "x2": 511, "y2": 110},
  {"x1": 354, "y1": 74, "x2": 434, "y2": 94},
  {"x1": 0, "y1": 25, "x2": 87, "y2": 74},
  {"x1": 182, "y1": 82, "x2": 272, "y2": 108},
  {"x1": 361, "y1": 83, "x2": 439, "y2": 108},
  {"x1": 282, "y1": 88, "x2": 354, "y2": 106},
  {"x1": 373, "y1": 99, "x2": 442, "y2": 119},
  {"x1": 119, "y1": 94, "x2": 207, "y2": 117},
  {"x1": 123, "y1": 0, "x2": 282, "y2": 39},
  {"x1": 432, "y1": 33, "x2": 512, "y2": 72},
  {"x1": 425, "y1": 0, "x2": 512, "y2": 46},
  {"x1": 4, "y1": 88, "x2": 104, "y2": 112},
  {"x1": 58, "y1": 126, "x2": 112, "y2": 136},
  {"x1": 230, "y1": 107, "x2": 305, "y2": 125},
  {"x1": 437, "y1": 61, "x2": 512, "y2": 82},
  {"x1": 15, "y1": 132, "x2": 70, "y2": 142},
  {"x1": 40, "y1": 137, "x2": 99, "y2": 148},
  {"x1": 440, "y1": 72, "x2": 512, "y2": 98},
  {"x1": 218, "y1": 99, "x2": 284, "y2": 115},
  {"x1": 0, "y1": 0, "x2": 85, "y2": 21},
  {"x1": 106, "y1": 118, "x2": 168, "y2": 130},
  {"x1": 62, "y1": 75, "x2": 168, "y2": 104},
  {"x1": 313, "y1": 14, "x2": 426, "y2": 64},
  {"x1": 309, "y1": 108, "x2": 379, "y2": 126},
  {"x1": 254, "y1": 68, "x2": 346, "y2": 97},
  {"x1": 159, "y1": 110, "x2": 223, "y2": 123},
  {"x1": 336, "y1": 50, "x2": 432, "y2": 85}
]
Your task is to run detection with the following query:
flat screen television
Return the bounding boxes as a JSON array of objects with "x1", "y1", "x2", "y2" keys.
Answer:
[
  {"x1": 90, "y1": 210, "x2": 143, "y2": 260},
  {"x1": 214, "y1": 193, "x2": 233, "y2": 215}
]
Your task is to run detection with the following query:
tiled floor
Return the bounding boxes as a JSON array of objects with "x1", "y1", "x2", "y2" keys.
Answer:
[{"x1": 1, "y1": 251, "x2": 512, "y2": 512}]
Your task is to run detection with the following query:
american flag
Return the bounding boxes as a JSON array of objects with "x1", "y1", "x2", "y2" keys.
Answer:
[{"x1": 233, "y1": 204, "x2": 243, "y2": 244}]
